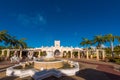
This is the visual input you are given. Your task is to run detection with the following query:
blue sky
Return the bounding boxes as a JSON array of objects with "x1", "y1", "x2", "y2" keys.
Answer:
[{"x1": 0, "y1": 0, "x2": 120, "y2": 47}]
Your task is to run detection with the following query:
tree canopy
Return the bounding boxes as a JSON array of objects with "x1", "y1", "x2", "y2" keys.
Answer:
[
  {"x1": 0, "y1": 30, "x2": 27, "y2": 49},
  {"x1": 80, "y1": 34, "x2": 120, "y2": 58}
]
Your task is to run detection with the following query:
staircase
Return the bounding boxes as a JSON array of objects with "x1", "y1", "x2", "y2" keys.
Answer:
[{"x1": 32, "y1": 69, "x2": 62, "y2": 80}]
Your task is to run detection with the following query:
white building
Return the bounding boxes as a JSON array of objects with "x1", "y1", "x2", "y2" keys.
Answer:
[
  {"x1": 34, "y1": 40, "x2": 82, "y2": 57},
  {"x1": 1, "y1": 40, "x2": 105, "y2": 60}
]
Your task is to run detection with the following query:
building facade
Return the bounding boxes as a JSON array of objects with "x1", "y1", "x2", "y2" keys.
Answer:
[{"x1": 1, "y1": 40, "x2": 105, "y2": 60}]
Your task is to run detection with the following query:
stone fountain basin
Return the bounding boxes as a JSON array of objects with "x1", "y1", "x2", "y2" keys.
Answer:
[
  {"x1": 6, "y1": 60, "x2": 79, "y2": 78},
  {"x1": 34, "y1": 60, "x2": 64, "y2": 70},
  {"x1": 6, "y1": 64, "x2": 37, "y2": 78}
]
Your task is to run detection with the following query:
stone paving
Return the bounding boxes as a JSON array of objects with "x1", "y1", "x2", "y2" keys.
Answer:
[
  {"x1": 72, "y1": 59, "x2": 120, "y2": 80},
  {"x1": 0, "y1": 61, "x2": 19, "y2": 72},
  {"x1": 0, "y1": 59, "x2": 120, "y2": 80}
]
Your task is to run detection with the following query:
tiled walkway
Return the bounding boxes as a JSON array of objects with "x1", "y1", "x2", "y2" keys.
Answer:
[
  {"x1": 0, "y1": 59, "x2": 120, "y2": 80},
  {"x1": 97, "y1": 64, "x2": 120, "y2": 80},
  {"x1": 0, "y1": 61, "x2": 19, "y2": 72},
  {"x1": 74, "y1": 59, "x2": 120, "y2": 80}
]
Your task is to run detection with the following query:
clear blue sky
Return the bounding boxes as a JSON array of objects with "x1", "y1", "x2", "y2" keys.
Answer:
[{"x1": 0, "y1": 0, "x2": 120, "y2": 47}]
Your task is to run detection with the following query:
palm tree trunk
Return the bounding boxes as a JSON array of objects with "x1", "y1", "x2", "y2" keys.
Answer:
[{"x1": 110, "y1": 41, "x2": 114, "y2": 58}]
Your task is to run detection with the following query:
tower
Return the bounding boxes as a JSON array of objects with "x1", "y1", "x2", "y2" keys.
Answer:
[{"x1": 54, "y1": 40, "x2": 60, "y2": 47}]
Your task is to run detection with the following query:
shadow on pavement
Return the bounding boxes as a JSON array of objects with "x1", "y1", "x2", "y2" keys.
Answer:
[{"x1": 76, "y1": 68, "x2": 120, "y2": 80}]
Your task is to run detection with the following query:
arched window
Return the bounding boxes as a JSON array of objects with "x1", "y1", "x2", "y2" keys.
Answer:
[{"x1": 54, "y1": 49, "x2": 60, "y2": 57}]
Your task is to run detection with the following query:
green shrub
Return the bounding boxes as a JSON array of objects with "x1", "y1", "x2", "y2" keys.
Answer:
[
  {"x1": 106, "y1": 56, "x2": 120, "y2": 64},
  {"x1": 115, "y1": 59, "x2": 120, "y2": 64},
  {"x1": 105, "y1": 57, "x2": 115, "y2": 62},
  {"x1": 109, "y1": 58, "x2": 116, "y2": 62}
]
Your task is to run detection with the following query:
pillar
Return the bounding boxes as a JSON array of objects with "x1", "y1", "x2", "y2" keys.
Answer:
[
  {"x1": 20, "y1": 51, "x2": 22, "y2": 59},
  {"x1": 6, "y1": 49, "x2": 10, "y2": 58},
  {"x1": 96, "y1": 49, "x2": 99, "y2": 60},
  {"x1": 86, "y1": 50, "x2": 89, "y2": 59},
  {"x1": 78, "y1": 51, "x2": 80, "y2": 59},
  {"x1": 64, "y1": 51, "x2": 69, "y2": 58},
  {"x1": 38, "y1": 51, "x2": 41, "y2": 58},
  {"x1": 71, "y1": 51, "x2": 73, "y2": 58},
  {"x1": 72, "y1": 51, "x2": 74, "y2": 58},
  {"x1": 102, "y1": 50, "x2": 105, "y2": 60},
  {"x1": 61, "y1": 51, "x2": 63, "y2": 57},
  {"x1": 30, "y1": 51, "x2": 33, "y2": 56},
  {"x1": 90, "y1": 55, "x2": 93, "y2": 59},
  {"x1": 61, "y1": 51, "x2": 64, "y2": 58},
  {"x1": 1, "y1": 50, "x2": 4, "y2": 56},
  {"x1": 90, "y1": 50, "x2": 93, "y2": 59}
]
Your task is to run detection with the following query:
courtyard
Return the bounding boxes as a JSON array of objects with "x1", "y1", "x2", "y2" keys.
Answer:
[{"x1": 0, "y1": 58, "x2": 120, "y2": 80}]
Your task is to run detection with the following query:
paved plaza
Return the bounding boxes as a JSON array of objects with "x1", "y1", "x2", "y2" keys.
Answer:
[{"x1": 0, "y1": 59, "x2": 120, "y2": 80}]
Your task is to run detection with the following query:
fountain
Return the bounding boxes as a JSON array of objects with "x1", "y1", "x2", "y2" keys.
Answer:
[
  {"x1": 6, "y1": 50, "x2": 79, "y2": 79},
  {"x1": 34, "y1": 50, "x2": 64, "y2": 70},
  {"x1": 45, "y1": 51, "x2": 54, "y2": 59}
]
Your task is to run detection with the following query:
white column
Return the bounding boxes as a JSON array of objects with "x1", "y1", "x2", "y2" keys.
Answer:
[
  {"x1": 102, "y1": 50, "x2": 105, "y2": 60},
  {"x1": 86, "y1": 50, "x2": 89, "y2": 59},
  {"x1": 7, "y1": 49, "x2": 10, "y2": 58},
  {"x1": 90, "y1": 50, "x2": 93, "y2": 59},
  {"x1": 30, "y1": 51, "x2": 33, "y2": 55},
  {"x1": 61, "y1": 51, "x2": 64, "y2": 58},
  {"x1": 78, "y1": 51, "x2": 80, "y2": 59},
  {"x1": 1, "y1": 50, "x2": 4, "y2": 56},
  {"x1": 20, "y1": 51, "x2": 22, "y2": 59},
  {"x1": 71, "y1": 51, "x2": 73, "y2": 58},
  {"x1": 65, "y1": 51, "x2": 68, "y2": 58},
  {"x1": 91, "y1": 55, "x2": 93, "y2": 59},
  {"x1": 38, "y1": 51, "x2": 41, "y2": 58},
  {"x1": 61, "y1": 51, "x2": 63, "y2": 57},
  {"x1": 96, "y1": 49, "x2": 99, "y2": 60},
  {"x1": 72, "y1": 51, "x2": 74, "y2": 58}
]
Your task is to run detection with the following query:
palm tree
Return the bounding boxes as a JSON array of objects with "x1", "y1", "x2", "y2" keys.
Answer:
[
  {"x1": 4, "y1": 35, "x2": 19, "y2": 48},
  {"x1": 115, "y1": 36, "x2": 120, "y2": 43},
  {"x1": 104, "y1": 34, "x2": 120, "y2": 58},
  {"x1": 93, "y1": 35, "x2": 106, "y2": 49},
  {"x1": 18, "y1": 38, "x2": 27, "y2": 49},
  {"x1": 0, "y1": 30, "x2": 27, "y2": 49},
  {"x1": 0, "y1": 30, "x2": 10, "y2": 43},
  {"x1": 80, "y1": 38, "x2": 92, "y2": 49}
]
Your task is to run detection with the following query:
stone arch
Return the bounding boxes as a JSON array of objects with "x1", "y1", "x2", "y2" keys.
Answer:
[
  {"x1": 22, "y1": 51, "x2": 28, "y2": 59},
  {"x1": 54, "y1": 49, "x2": 60, "y2": 57},
  {"x1": 63, "y1": 51, "x2": 67, "y2": 58},
  {"x1": 41, "y1": 51, "x2": 47, "y2": 57},
  {"x1": 81, "y1": 50, "x2": 86, "y2": 58},
  {"x1": 68, "y1": 51, "x2": 71, "y2": 58},
  {"x1": 3, "y1": 50, "x2": 7, "y2": 56},
  {"x1": 73, "y1": 51, "x2": 78, "y2": 58},
  {"x1": 10, "y1": 51, "x2": 14, "y2": 57},
  {"x1": 33, "y1": 51, "x2": 39, "y2": 57}
]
